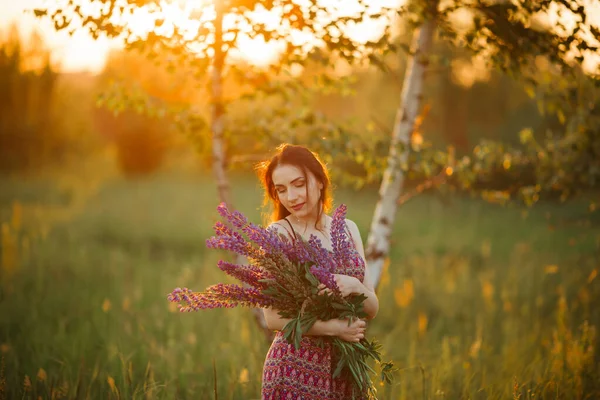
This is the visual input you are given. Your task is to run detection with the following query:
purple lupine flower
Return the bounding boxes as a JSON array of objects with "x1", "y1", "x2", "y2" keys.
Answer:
[
  {"x1": 310, "y1": 265, "x2": 340, "y2": 294},
  {"x1": 285, "y1": 240, "x2": 311, "y2": 264},
  {"x1": 264, "y1": 225, "x2": 296, "y2": 254},
  {"x1": 168, "y1": 203, "x2": 393, "y2": 395},
  {"x1": 217, "y1": 260, "x2": 271, "y2": 289},
  {"x1": 307, "y1": 235, "x2": 337, "y2": 272},
  {"x1": 206, "y1": 222, "x2": 252, "y2": 256},
  {"x1": 167, "y1": 287, "x2": 186, "y2": 302},
  {"x1": 243, "y1": 222, "x2": 293, "y2": 255},
  {"x1": 217, "y1": 203, "x2": 248, "y2": 229},
  {"x1": 168, "y1": 284, "x2": 273, "y2": 312},
  {"x1": 215, "y1": 203, "x2": 299, "y2": 259},
  {"x1": 168, "y1": 287, "x2": 231, "y2": 311},
  {"x1": 205, "y1": 283, "x2": 274, "y2": 308},
  {"x1": 330, "y1": 204, "x2": 354, "y2": 263}
]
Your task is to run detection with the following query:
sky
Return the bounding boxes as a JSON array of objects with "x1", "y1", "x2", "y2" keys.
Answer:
[
  {"x1": 0, "y1": 0, "x2": 117, "y2": 73},
  {"x1": 0, "y1": 0, "x2": 396, "y2": 74},
  {"x1": 1, "y1": 0, "x2": 598, "y2": 76}
]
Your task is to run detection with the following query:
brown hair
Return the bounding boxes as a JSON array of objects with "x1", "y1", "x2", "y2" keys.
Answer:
[{"x1": 256, "y1": 143, "x2": 332, "y2": 228}]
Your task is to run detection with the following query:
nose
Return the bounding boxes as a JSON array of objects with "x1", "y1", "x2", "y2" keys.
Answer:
[{"x1": 287, "y1": 187, "x2": 299, "y2": 203}]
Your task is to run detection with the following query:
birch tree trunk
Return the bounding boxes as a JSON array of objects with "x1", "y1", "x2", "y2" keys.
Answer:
[
  {"x1": 210, "y1": 3, "x2": 272, "y2": 340},
  {"x1": 365, "y1": 15, "x2": 437, "y2": 290},
  {"x1": 210, "y1": 5, "x2": 231, "y2": 206}
]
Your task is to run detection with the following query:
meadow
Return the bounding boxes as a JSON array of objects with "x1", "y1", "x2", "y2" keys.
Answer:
[{"x1": 0, "y1": 170, "x2": 598, "y2": 399}]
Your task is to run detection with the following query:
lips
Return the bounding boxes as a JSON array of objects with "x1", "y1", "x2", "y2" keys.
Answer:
[{"x1": 291, "y1": 203, "x2": 305, "y2": 211}]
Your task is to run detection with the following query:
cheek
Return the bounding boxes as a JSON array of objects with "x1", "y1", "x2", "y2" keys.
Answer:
[{"x1": 308, "y1": 183, "x2": 320, "y2": 201}]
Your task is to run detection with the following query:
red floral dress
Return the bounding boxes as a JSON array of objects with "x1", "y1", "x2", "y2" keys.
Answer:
[{"x1": 261, "y1": 220, "x2": 367, "y2": 400}]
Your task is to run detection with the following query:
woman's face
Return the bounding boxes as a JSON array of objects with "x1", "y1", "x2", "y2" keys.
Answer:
[{"x1": 271, "y1": 164, "x2": 323, "y2": 220}]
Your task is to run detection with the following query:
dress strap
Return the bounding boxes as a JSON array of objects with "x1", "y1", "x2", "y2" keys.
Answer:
[
  {"x1": 283, "y1": 218, "x2": 299, "y2": 242},
  {"x1": 274, "y1": 218, "x2": 298, "y2": 243}
]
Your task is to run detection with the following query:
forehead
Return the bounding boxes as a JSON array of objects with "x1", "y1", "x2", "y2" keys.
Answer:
[{"x1": 272, "y1": 164, "x2": 309, "y2": 185}]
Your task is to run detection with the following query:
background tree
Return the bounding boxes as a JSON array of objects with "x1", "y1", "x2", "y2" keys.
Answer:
[
  {"x1": 362, "y1": 0, "x2": 600, "y2": 288},
  {"x1": 33, "y1": 0, "x2": 393, "y2": 337},
  {"x1": 32, "y1": 0, "x2": 599, "y2": 334}
]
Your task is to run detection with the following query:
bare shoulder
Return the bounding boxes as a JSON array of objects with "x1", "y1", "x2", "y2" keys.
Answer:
[
  {"x1": 344, "y1": 218, "x2": 365, "y2": 249},
  {"x1": 344, "y1": 218, "x2": 361, "y2": 237},
  {"x1": 268, "y1": 219, "x2": 293, "y2": 240},
  {"x1": 267, "y1": 220, "x2": 285, "y2": 232},
  {"x1": 344, "y1": 217, "x2": 366, "y2": 259}
]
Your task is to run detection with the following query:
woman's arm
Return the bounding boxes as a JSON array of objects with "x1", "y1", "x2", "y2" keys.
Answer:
[
  {"x1": 263, "y1": 307, "x2": 366, "y2": 342},
  {"x1": 262, "y1": 221, "x2": 369, "y2": 341},
  {"x1": 263, "y1": 307, "x2": 334, "y2": 335}
]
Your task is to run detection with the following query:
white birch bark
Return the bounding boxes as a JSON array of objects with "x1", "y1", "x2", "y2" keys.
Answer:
[
  {"x1": 210, "y1": 6, "x2": 230, "y2": 206},
  {"x1": 210, "y1": 4, "x2": 272, "y2": 340},
  {"x1": 366, "y1": 17, "x2": 437, "y2": 289}
]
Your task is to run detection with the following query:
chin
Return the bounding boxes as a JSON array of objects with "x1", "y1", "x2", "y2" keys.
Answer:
[
  {"x1": 295, "y1": 207, "x2": 314, "y2": 219},
  {"x1": 288, "y1": 208, "x2": 305, "y2": 218},
  {"x1": 291, "y1": 210, "x2": 305, "y2": 218}
]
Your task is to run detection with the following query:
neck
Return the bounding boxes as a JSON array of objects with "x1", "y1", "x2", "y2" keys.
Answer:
[{"x1": 290, "y1": 206, "x2": 325, "y2": 230}]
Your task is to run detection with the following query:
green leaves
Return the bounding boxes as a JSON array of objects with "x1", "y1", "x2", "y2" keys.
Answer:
[
  {"x1": 380, "y1": 361, "x2": 396, "y2": 385},
  {"x1": 281, "y1": 316, "x2": 302, "y2": 349},
  {"x1": 331, "y1": 337, "x2": 395, "y2": 397}
]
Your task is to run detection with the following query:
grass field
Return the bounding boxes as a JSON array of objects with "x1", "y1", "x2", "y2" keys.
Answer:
[{"x1": 0, "y1": 170, "x2": 598, "y2": 399}]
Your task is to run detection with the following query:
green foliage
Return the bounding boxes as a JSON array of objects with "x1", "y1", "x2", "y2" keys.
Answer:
[
  {"x1": 524, "y1": 69, "x2": 600, "y2": 196},
  {"x1": 30, "y1": 0, "x2": 600, "y2": 197},
  {"x1": 93, "y1": 51, "x2": 191, "y2": 177},
  {"x1": 0, "y1": 174, "x2": 598, "y2": 398}
]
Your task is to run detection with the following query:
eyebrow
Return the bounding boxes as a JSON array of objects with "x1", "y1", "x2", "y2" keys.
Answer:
[{"x1": 274, "y1": 177, "x2": 304, "y2": 188}]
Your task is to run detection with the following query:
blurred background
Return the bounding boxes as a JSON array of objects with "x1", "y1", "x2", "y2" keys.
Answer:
[{"x1": 0, "y1": 0, "x2": 599, "y2": 399}]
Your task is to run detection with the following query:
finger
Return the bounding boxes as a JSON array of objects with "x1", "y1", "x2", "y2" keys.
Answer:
[{"x1": 353, "y1": 320, "x2": 366, "y2": 328}]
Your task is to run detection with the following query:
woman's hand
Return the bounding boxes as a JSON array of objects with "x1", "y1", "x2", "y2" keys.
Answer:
[
  {"x1": 329, "y1": 318, "x2": 367, "y2": 342},
  {"x1": 318, "y1": 274, "x2": 361, "y2": 298},
  {"x1": 333, "y1": 274, "x2": 361, "y2": 297}
]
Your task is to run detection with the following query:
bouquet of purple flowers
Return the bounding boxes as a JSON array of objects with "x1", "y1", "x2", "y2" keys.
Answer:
[{"x1": 168, "y1": 203, "x2": 394, "y2": 398}]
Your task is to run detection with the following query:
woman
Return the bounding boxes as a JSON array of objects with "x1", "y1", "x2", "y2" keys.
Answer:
[{"x1": 256, "y1": 143, "x2": 379, "y2": 399}]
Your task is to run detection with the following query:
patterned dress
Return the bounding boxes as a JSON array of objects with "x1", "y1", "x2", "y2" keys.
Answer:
[{"x1": 261, "y1": 219, "x2": 367, "y2": 400}]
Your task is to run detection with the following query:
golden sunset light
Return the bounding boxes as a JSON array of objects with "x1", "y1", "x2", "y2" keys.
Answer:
[
  {"x1": 0, "y1": 0, "x2": 115, "y2": 73},
  {"x1": 1, "y1": 0, "x2": 598, "y2": 75},
  {"x1": 1, "y1": 0, "x2": 401, "y2": 73},
  {"x1": 2, "y1": 0, "x2": 600, "y2": 398}
]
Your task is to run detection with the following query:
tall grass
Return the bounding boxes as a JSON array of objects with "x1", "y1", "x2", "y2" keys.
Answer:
[{"x1": 0, "y1": 172, "x2": 598, "y2": 399}]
